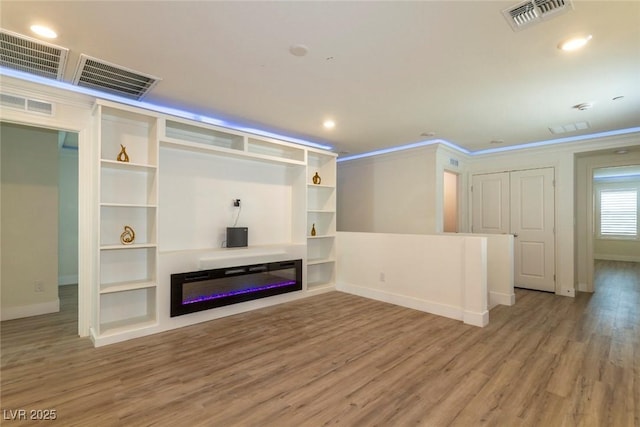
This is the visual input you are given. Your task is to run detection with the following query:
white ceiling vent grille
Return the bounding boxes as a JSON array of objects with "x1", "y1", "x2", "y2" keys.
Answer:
[
  {"x1": 0, "y1": 29, "x2": 68, "y2": 80},
  {"x1": 72, "y1": 54, "x2": 160, "y2": 100},
  {"x1": 503, "y1": 0, "x2": 573, "y2": 31},
  {"x1": 0, "y1": 93, "x2": 54, "y2": 116}
]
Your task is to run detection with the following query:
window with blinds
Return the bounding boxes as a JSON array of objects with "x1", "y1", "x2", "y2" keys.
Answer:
[{"x1": 599, "y1": 189, "x2": 638, "y2": 237}]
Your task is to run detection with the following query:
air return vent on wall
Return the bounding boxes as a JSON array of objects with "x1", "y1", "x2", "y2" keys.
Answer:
[
  {"x1": 0, "y1": 29, "x2": 68, "y2": 80},
  {"x1": 72, "y1": 54, "x2": 160, "y2": 100},
  {"x1": 502, "y1": 0, "x2": 574, "y2": 31},
  {"x1": 0, "y1": 93, "x2": 54, "y2": 116}
]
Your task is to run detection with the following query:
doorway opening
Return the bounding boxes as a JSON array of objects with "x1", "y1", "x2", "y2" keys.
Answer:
[
  {"x1": 443, "y1": 170, "x2": 459, "y2": 233},
  {"x1": 0, "y1": 122, "x2": 79, "y2": 329}
]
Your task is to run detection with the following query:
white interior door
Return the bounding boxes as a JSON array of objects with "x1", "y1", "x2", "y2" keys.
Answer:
[
  {"x1": 510, "y1": 168, "x2": 555, "y2": 292},
  {"x1": 472, "y1": 168, "x2": 555, "y2": 292},
  {"x1": 472, "y1": 172, "x2": 510, "y2": 234}
]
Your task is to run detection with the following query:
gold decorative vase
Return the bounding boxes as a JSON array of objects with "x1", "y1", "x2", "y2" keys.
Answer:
[
  {"x1": 117, "y1": 144, "x2": 130, "y2": 163},
  {"x1": 312, "y1": 172, "x2": 321, "y2": 185},
  {"x1": 310, "y1": 223, "x2": 317, "y2": 237},
  {"x1": 120, "y1": 225, "x2": 136, "y2": 245}
]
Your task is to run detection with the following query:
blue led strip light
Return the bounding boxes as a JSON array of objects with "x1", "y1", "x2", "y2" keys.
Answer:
[{"x1": 0, "y1": 67, "x2": 333, "y2": 150}]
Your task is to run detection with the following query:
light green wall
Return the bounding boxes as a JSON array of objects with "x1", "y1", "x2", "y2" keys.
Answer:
[{"x1": 1, "y1": 123, "x2": 59, "y2": 318}]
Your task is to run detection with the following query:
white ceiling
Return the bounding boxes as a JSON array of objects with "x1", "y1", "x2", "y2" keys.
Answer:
[{"x1": 1, "y1": 1, "x2": 639, "y2": 156}]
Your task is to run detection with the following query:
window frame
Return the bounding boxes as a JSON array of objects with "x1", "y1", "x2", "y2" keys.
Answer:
[{"x1": 595, "y1": 181, "x2": 639, "y2": 240}]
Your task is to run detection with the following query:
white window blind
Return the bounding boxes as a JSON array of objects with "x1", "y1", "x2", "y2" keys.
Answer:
[{"x1": 600, "y1": 189, "x2": 637, "y2": 236}]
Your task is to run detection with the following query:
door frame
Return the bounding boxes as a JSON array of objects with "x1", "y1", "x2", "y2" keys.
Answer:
[
  {"x1": 0, "y1": 86, "x2": 94, "y2": 337},
  {"x1": 584, "y1": 159, "x2": 640, "y2": 293}
]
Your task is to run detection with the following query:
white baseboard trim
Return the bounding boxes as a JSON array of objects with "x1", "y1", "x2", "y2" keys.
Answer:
[
  {"x1": 577, "y1": 282, "x2": 591, "y2": 292},
  {"x1": 489, "y1": 291, "x2": 515, "y2": 307},
  {"x1": 1, "y1": 299, "x2": 60, "y2": 321},
  {"x1": 59, "y1": 274, "x2": 78, "y2": 286},
  {"x1": 464, "y1": 310, "x2": 489, "y2": 327},
  {"x1": 337, "y1": 282, "x2": 487, "y2": 327},
  {"x1": 594, "y1": 254, "x2": 640, "y2": 263}
]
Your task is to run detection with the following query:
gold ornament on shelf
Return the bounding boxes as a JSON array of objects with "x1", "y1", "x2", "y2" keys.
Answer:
[
  {"x1": 120, "y1": 225, "x2": 136, "y2": 245},
  {"x1": 310, "y1": 223, "x2": 317, "y2": 237},
  {"x1": 116, "y1": 144, "x2": 130, "y2": 163},
  {"x1": 312, "y1": 172, "x2": 321, "y2": 185}
]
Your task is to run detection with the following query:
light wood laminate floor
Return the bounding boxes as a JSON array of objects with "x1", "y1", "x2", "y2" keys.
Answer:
[{"x1": 1, "y1": 261, "x2": 638, "y2": 426}]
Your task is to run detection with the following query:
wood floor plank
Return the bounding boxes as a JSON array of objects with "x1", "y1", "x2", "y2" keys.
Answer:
[{"x1": 1, "y1": 261, "x2": 639, "y2": 426}]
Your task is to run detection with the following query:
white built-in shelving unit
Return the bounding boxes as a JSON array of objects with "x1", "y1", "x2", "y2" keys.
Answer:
[
  {"x1": 95, "y1": 103, "x2": 159, "y2": 338},
  {"x1": 91, "y1": 100, "x2": 337, "y2": 345},
  {"x1": 306, "y1": 150, "x2": 337, "y2": 293}
]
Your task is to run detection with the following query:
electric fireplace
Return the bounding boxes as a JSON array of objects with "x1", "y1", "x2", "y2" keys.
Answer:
[{"x1": 170, "y1": 259, "x2": 302, "y2": 317}]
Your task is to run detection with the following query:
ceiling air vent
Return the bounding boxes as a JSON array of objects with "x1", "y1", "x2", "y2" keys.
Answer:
[
  {"x1": 503, "y1": 0, "x2": 573, "y2": 31},
  {"x1": 0, "y1": 28, "x2": 68, "y2": 80},
  {"x1": 72, "y1": 54, "x2": 160, "y2": 100},
  {"x1": 0, "y1": 92, "x2": 54, "y2": 116}
]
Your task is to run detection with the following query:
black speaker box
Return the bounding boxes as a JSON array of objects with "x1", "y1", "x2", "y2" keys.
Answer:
[{"x1": 227, "y1": 227, "x2": 248, "y2": 248}]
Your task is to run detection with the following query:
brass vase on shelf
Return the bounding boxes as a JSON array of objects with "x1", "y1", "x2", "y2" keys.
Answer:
[
  {"x1": 310, "y1": 223, "x2": 317, "y2": 237},
  {"x1": 120, "y1": 225, "x2": 135, "y2": 245},
  {"x1": 312, "y1": 172, "x2": 321, "y2": 185},
  {"x1": 116, "y1": 144, "x2": 130, "y2": 163}
]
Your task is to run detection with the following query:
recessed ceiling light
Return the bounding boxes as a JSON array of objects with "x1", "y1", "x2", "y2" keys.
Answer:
[
  {"x1": 323, "y1": 120, "x2": 335, "y2": 129},
  {"x1": 490, "y1": 139, "x2": 504, "y2": 144},
  {"x1": 558, "y1": 35, "x2": 592, "y2": 51},
  {"x1": 420, "y1": 131, "x2": 436, "y2": 138},
  {"x1": 30, "y1": 24, "x2": 57, "y2": 39},
  {"x1": 289, "y1": 44, "x2": 308, "y2": 57},
  {"x1": 613, "y1": 96, "x2": 625, "y2": 101},
  {"x1": 615, "y1": 149, "x2": 628, "y2": 155}
]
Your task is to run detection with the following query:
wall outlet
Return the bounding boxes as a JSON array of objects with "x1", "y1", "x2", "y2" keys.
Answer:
[
  {"x1": 34, "y1": 281, "x2": 44, "y2": 292},
  {"x1": 233, "y1": 199, "x2": 241, "y2": 207}
]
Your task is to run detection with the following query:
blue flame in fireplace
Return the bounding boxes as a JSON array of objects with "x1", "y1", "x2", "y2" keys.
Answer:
[{"x1": 183, "y1": 280, "x2": 297, "y2": 305}]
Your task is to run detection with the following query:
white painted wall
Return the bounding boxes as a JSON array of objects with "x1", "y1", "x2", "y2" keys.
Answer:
[
  {"x1": 159, "y1": 147, "x2": 298, "y2": 252},
  {"x1": 336, "y1": 232, "x2": 488, "y2": 327},
  {"x1": 58, "y1": 146, "x2": 79, "y2": 285},
  {"x1": 1, "y1": 123, "x2": 60, "y2": 320},
  {"x1": 445, "y1": 233, "x2": 514, "y2": 308},
  {"x1": 337, "y1": 144, "x2": 468, "y2": 235}
]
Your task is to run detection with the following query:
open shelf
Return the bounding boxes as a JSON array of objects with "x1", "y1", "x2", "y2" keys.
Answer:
[
  {"x1": 99, "y1": 287, "x2": 156, "y2": 335},
  {"x1": 100, "y1": 205, "x2": 157, "y2": 247},
  {"x1": 100, "y1": 167, "x2": 157, "y2": 205},
  {"x1": 165, "y1": 119, "x2": 244, "y2": 151},
  {"x1": 247, "y1": 137, "x2": 305, "y2": 162},
  {"x1": 101, "y1": 159, "x2": 157, "y2": 171},
  {"x1": 100, "y1": 105, "x2": 158, "y2": 166},
  {"x1": 100, "y1": 279, "x2": 157, "y2": 294}
]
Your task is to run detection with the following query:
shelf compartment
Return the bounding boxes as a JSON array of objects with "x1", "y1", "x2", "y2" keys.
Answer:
[
  {"x1": 307, "y1": 237, "x2": 335, "y2": 263},
  {"x1": 307, "y1": 211, "x2": 336, "y2": 237},
  {"x1": 247, "y1": 137, "x2": 305, "y2": 162},
  {"x1": 100, "y1": 106, "x2": 157, "y2": 166},
  {"x1": 99, "y1": 287, "x2": 156, "y2": 335},
  {"x1": 100, "y1": 167, "x2": 157, "y2": 205},
  {"x1": 100, "y1": 246, "x2": 156, "y2": 286},
  {"x1": 307, "y1": 184, "x2": 336, "y2": 211},
  {"x1": 100, "y1": 205, "x2": 157, "y2": 246},
  {"x1": 307, "y1": 151, "x2": 337, "y2": 187},
  {"x1": 165, "y1": 119, "x2": 244, "y2": 151},
  {"x1": 307, "y1": 262, "x2": 335, "y2": 289}
]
